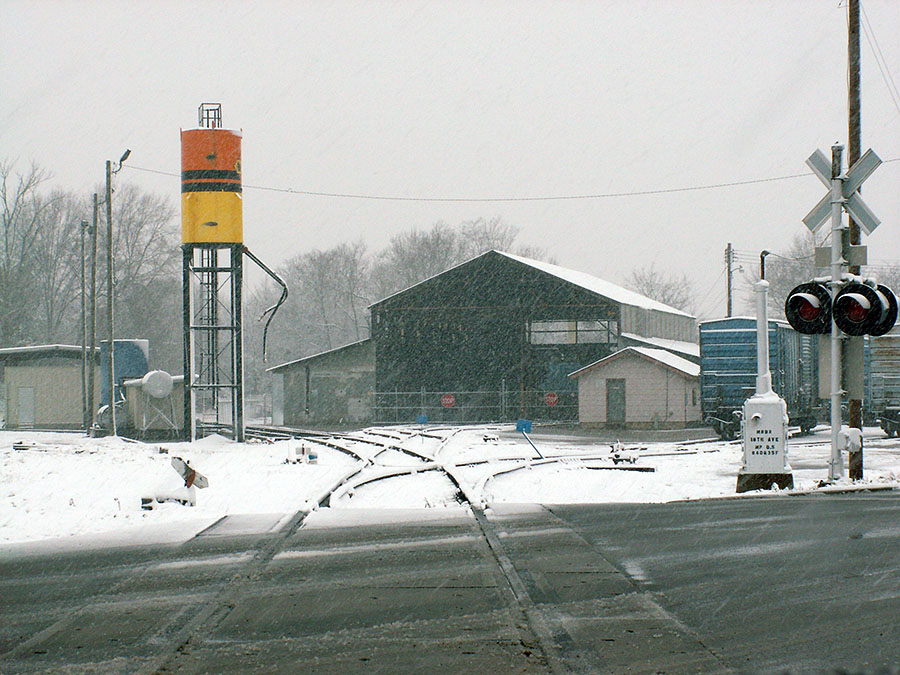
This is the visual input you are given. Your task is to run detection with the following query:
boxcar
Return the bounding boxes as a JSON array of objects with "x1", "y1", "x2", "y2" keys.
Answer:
[
  {"x1": 867, "y1": 327, "x2": 900, "y2": 435},
  {"x1": 700, "y1": 317, "x2": 819, "y2": 439}
]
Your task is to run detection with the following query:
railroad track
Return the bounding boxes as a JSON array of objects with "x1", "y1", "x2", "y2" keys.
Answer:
[
  {"x1": 133, "y1": 423, "x2": 589, "y2": 673},
  {"x1": 1, "y1": 424, "x2": 737, "y2": 673}
]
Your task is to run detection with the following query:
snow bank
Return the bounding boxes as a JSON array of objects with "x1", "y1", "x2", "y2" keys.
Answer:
[{"x1": 2, "y1": 426, "x2": 898, "y2": 548}]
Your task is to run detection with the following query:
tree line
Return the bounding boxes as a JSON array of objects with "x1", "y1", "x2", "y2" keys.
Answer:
[
  {"x1": 6, "y1": 158, "x2": 750, "y2": 397},
  {"x1": 1, "y1": 161, "x2": 181, "y2": 372}
]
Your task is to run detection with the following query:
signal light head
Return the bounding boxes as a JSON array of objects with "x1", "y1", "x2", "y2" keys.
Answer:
[
  {"x1": 785, "y1": 282, "x2": 831, "y2": 334},
  {"x1": 833, "y1": 283, "x2": 898, "y2": 336}
]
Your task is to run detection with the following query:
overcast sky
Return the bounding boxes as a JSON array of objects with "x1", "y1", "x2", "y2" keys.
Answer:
[{"x1": 3, "y1": 0, "x2": 899, "y2": 318}]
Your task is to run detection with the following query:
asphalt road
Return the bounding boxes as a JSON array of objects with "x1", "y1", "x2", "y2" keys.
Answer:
[{"x1": 2, "y1": 494, "x2": 899, "y2": 673}]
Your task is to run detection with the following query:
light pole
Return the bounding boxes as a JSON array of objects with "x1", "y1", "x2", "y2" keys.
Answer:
[
  {"x1": 80, "y1": 220, "x2": 89, "y2": 430},
  {"x1": 88, "y1": 195, "x2": 99, "y2": 435},
  {"x1": 105, "y1": 149, "x2": 130, "y2": 436}
]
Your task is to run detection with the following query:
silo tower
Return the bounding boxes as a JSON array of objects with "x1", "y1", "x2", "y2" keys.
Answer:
[{"x1": 181, "y1": 103, "x2": 245, "y2": 441}]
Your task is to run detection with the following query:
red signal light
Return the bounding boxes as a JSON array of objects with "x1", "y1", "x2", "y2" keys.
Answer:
[
  {"x1": 784, "y1": 283, "x2": 831, "y2": 334},
  {"x1": 841, "y1": 295, "x2": 869, "y2": 324},
  {"x1": 796, "y1": 296, "x2": 822, "y2": 322}
]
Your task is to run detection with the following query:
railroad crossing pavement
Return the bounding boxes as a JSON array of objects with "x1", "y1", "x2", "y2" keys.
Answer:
[{"x1": 2, "y1": 494, "x2": 899, "y2": 673}]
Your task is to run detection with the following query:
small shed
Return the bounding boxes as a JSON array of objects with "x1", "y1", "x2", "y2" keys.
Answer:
[
  {"x1": 569, "y1": 347, "x2": 701, "y2": 429},
  {"x1": 267, "y1": 339, "x2": 374, "y2": 427},
  {"x1": 0, "y1": 345, "x2": 99, "y2": 429}
]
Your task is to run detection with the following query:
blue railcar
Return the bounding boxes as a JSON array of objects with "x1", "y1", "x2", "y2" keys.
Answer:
[{"x1": 700, "y1": 317, "x2": 819, "y2": 439}]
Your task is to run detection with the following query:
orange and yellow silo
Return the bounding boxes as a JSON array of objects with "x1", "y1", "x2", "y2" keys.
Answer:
[{"x1": 180, "y1": 128, "x2": 243, "y2": 244}]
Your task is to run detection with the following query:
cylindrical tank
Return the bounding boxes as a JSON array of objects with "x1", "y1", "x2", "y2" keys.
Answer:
[{"x1": 181, "y1": 128, "x2": 243, "y2": 243}]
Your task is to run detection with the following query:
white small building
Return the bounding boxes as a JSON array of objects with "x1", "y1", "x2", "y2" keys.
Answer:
[{"x1": 569, "y1": 347, "x2": 701, "y2": 429}]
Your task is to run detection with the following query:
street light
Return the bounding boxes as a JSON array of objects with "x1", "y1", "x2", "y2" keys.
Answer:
[
  {"x1": 105, "y1": 149, "x2": 130, "y2": 436},
  {"x1": 80, "y1": 220, "x2": 89, "y2": 430}
]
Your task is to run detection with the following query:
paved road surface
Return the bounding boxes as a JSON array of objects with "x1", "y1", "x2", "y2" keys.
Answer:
[{"x1": 2, "y1": 494, "x2": 899, "y2": 673}]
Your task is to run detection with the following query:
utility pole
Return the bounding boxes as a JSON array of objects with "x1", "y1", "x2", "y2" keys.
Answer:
[
  {"x1": 104, "y1": 149, "x2": 130, "y2": 436},
  {"x1": 80, "y1": 220, "x2": 88, "y2": 430},
  {"x1": 88, "y1": 195, "x2": 99, "y2": 434},
  {"x1": 105, "y1": 160, "x2": 117, "y2": 435},
  {"x1": 847, "y1": 0, "x2": 864, "y2": 479},
  {"x1": 725, "y1": 243, "x2": 734, "y2": 317}
]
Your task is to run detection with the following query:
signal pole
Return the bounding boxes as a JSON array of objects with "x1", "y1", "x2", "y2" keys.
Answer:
[
  {"x1": 828, "y1": 145, "x2": 845, "y2": 481},
  {"x1": 725, "y1": 243, "x2": 734, "y2": 317}
]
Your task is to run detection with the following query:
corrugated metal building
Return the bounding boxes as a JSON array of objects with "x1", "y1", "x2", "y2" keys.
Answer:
[
  {"x1": 370, "y1": 250, "x2": 697, "y2": 423},
  {"x1": 267, "y1": 339, "x2": 374, "y2": 427},
  {"x1": 569, "y1": 347, "x2": 701, "y2": 428},
  {"x1": 0, "y1": 345, "x2": 98, "y2": 429}
]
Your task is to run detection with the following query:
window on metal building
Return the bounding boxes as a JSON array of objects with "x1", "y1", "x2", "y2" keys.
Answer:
[{"x1": 528, "y1": 320, "x2": 617, "y2": 345}]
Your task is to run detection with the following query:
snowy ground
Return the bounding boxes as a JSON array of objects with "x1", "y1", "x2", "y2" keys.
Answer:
[{"x1": 2, "y1": 425, "x2": 899, "y2": 548}]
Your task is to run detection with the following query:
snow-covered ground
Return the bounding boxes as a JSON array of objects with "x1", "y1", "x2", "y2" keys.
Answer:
[{"x1": 2, "y1": 426, "x2": 898, "y2": 548}]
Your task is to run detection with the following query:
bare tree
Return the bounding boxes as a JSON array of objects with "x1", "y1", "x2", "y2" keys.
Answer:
[
  {"x1": 370, "y1": 222, "x2": 462, "y2": 300},
  {"x1": 104, "y1": 184, "x2": 181, "y2": 371},
  {"x1": 626, "y1": 264, "x2": 696, "y2": 313},
  {"x1": 740, "y1": 231, "x2": 824, "y2": 319},
  {"x1": 458, "y1": 216, "x2": 518, "y2": 258},
  {"x1": 0, "y1": 161, "x2": 51, "y2": 345},
  {"x1": 369, "y1": 217, "x2": 547, "y2": 302},
  {"x1": 31, "y1": 190, "x2": 86, "y2": 342}
]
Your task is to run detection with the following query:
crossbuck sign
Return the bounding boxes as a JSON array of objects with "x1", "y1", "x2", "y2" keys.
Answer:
[{"x1": 803, "y1": 148, "x2": 881, "y2": 235}]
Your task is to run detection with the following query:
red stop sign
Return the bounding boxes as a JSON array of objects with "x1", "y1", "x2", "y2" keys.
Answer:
[
  {"x1": 441, "y1": 393, "x2": 456, "y2": 408},
  {"x1": 544, "y1": 392, "x2": 559, "y2": 407}
]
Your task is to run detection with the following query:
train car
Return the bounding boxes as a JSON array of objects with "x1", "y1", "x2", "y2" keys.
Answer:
[
  {"x1": 700, "y1": 317, "x2": 819, "y2": 439},
  {"x1": 866, "y1": 327, "x2": 900, "y2": 435}
]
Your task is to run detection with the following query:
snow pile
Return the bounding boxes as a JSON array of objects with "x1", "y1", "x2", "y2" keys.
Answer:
[
  {"x1": 2, "y1": 426, "x2": 898, "y2": 547},
  {"x1": 0, "y1": 431, "x2": 355, "y2": 546}
]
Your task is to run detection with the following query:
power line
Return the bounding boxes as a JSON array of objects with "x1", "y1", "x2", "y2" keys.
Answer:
[
  {"x1": 123, "y1": 158, "x2": 899, "y2": 204},
  {"x1": 860, "y1": 2, "x2": 900, "y2": 117}
]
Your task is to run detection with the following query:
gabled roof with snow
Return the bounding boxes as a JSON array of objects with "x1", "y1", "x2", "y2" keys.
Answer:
[
  {"x1": 0, "y1": 344, "x2": 83, "y2": 355},
  {"x1": 498, "y1": 251, "x2": 693, "y2": 318},
  {"x1": 267, "y1": 338, "x2": 372, "y2": 373},
  {"x1": 370, "y1": 249, "x2": 694, "y2": 318},
  {"x1": 0, "y1": 344, "x2": 98, "y2": 362},
  {"x1": 568, "y1": 346, "x2": 700, "y2": 379},
  {"x1": 620, "y1": 332, "x2": 700, "y2": 359}
]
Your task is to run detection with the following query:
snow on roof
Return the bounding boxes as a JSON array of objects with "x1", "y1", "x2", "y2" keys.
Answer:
[
  {"x1": 498, "y1": 251, "x2": 694, "y2": 318},
  {"x1": 0, "y1": 344, "x2": 89, "y2": 357},
  {"x1": 370, "y1": 250, "x2": 694, "y2": 318},
  {"x1": 267, "y1": 338, "x2": 371, "y2": 373},
  {"x1": 620, "y1": 332, "x2": 700, "y2": 359},
  {"x1": 569, "y1": 346, "x2": 700, "y2": 379},
  {"x1": 699, "y1": 316, "x2": 790, "y2": 328},
  {"x1": 0, "y1": 344, "x2": 80, "y2": 353}
]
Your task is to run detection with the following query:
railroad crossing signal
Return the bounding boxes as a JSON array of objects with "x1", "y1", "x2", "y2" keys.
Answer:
[
  {"x1": 785, "y1": 281, "x2": 897, "y2": 336},
  {"x1": 803, "y1": 148, "x2": 881, "y2": 235}
]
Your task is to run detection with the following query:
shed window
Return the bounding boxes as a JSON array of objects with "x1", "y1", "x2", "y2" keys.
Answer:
[{"x1": 529, "y1": 320, "x2": 617, "y2": 345}]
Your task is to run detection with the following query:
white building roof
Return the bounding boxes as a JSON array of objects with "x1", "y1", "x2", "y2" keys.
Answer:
[
  {"x1": 569, "y1": 346, "x2": 700, "y2": 379},
  {"x1": 498, "y1": 252, "x2": 693, "y2": 317},
  {"x1": 267, "y1": 338, "x2": 372, "y2": 373},
  {"x1": 620, "y1": 332, "x2": 700, "y2": 359},
  {"x1": 371, "y1": 250, "x2": 694, "y2": 318}
]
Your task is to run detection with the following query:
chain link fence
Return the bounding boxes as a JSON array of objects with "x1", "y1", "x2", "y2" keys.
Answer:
[{"x1": 372, "y1": 388, "x2": 577, "y2": 424}]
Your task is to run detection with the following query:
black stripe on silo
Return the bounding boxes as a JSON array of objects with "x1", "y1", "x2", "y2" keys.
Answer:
[
  {"x1": 181, "y1": 182, "x2": 243, "y2": 193},
  {"x1": 182, "y1": 170, "x2": 241, "y2": 181}
]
